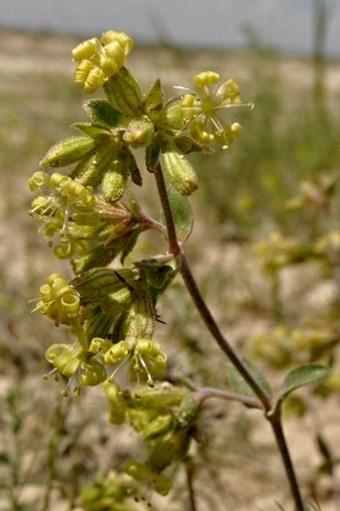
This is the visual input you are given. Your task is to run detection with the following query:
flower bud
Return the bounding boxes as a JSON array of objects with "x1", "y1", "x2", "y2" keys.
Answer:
[
  {"x1": 102, "y1": 158, "x2": 128, "y2": 202},
  {"x1": 100, "y1": 42, "x2": 126, "y2": 76},
  {"x1": 42, "y1": 136, "x2": 96, "y2": 168},
  {"x1": 73, "y1": 31, "x2": 133, "y2": 94},
  {"x1": 161, "y1": 149, "x2": 198, "y2": 196},
  {"x1": 123, "y1": 117, "x2": 154, "y2": 149},
  {"x1": 163, "y1": 101, "x2": 184, "y2": 130}
]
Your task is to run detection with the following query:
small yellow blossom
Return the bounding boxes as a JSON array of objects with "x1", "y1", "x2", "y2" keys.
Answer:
[
  {"x1": 72, "y1": 30, "x2": 134, "y2": 94},
  {"x1": 181, "y1": 70, "x2": 253, "y2": 149}
]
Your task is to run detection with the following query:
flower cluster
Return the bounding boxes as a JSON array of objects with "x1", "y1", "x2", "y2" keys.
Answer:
[
  {"x1": 29, "y1": 169, "x2": 153, "y2": 270},
  {"x1": 103, "y1": 338, "x2": 167, "y2": 387},
  {"x1": 37, "y1": 266, "x2": 173, "y2": 394},
  {"x1": 29, "y1": 28, "x2": 252, "y2": 503},
  {"x1": 180, "y1": 71, "x2": 253, "y2": 149},
  {"x1": 73, "y1": 30, "x2": 133, "y2": 94},
  {"x1": 45, "y1": 342, "x2": 107, "y2": 393},
  {"x1": 103, "y1": 382, "x2": 200, "y2": 496}
]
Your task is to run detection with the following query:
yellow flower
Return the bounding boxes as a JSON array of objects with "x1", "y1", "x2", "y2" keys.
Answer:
[
  {"x1": 103, "y1": 338, "x2": 167, "y2": 387},
  {"x1": 181, "y1": 71, "x2": 253, "y2": 149},
  {"x1": 72, "y1": 30, "x2": 134, "y2": 94}
]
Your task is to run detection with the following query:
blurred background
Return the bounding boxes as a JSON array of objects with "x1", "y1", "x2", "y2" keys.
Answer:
[
  {"x1": 1, "y1": 1, "x2": 340, "y2": 510},
  {"x1": 1, "y1": 0, "x2": 340, "y2": 56}
]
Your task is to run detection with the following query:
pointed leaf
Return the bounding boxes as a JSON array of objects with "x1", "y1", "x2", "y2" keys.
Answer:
[
  {"x1": 226, "y1": 357, "x2": 272, "y2": 400},
  {"x1": 143, "y1": 78, "x2": 164, "y2": 113},
  {"x1": 83, "y1": 99, "x2": 125, "y2": 127},
  {"x1": 278, "y1": 364, "x2": 331, "y2": 403},
  {"x1": 72, "y1": 122, "x2": 112, "y2": 138}
]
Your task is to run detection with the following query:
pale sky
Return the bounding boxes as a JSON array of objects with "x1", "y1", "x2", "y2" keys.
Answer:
[{"x1": 1, "y1": 0, "x2": 340, "y2": 56}]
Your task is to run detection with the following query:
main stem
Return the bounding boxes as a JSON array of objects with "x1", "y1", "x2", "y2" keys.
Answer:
[
  {"x1": 153, "y1": 162, "x2": 271, "y2": 409},
  {"x1": 269, "y1": 414, "x2": 305, "y2": 511},
  {"x1": 153, "y1": 161, "x2": 305, "y2": 511}
]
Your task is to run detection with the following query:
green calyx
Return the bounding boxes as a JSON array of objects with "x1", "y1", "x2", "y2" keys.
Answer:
[{"x1": 161, "y1": 148, "x2": 198, "y2": 196}]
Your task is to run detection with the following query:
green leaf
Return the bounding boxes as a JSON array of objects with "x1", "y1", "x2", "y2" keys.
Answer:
[
  {"x1": 277, "y1": 364, "x2": 331, "y2": 407},
  {"x1": 83, "y1": 99, "x2": 125, "y2": 128},
  {"x1": 72, "y1": 122, "x2": 112, "y2": 138},
  {"x1": 143, "y1": 78, "x2": 164, "y2": 113},
  {"x1": 134, "y1": 258, "x2": 179, "y2": 304},
  {"x1": 71, "y1": 268, "x2": 128, "y2": 302},
  {"x1": 163, "y1": 185, "x2": 193, "y2": 242},
  {"x1": 226, "y1": 357, "x2": 272, "y2": 400},
  {"x1": 104, "y1": 67, "x2": 143, "y2": 117}
]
